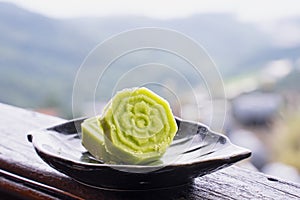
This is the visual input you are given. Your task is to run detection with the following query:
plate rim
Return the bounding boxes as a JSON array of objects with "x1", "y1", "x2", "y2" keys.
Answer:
[{"x1": 28, "y1": 117, "x2": 251, "y2": 170}]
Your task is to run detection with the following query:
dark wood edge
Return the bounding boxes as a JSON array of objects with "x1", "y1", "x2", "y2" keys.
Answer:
[{"x1": 0, "y1": 168, "x2": 83, "y2": 200}]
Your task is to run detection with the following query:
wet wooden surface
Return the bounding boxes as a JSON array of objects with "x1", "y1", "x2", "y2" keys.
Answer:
[{"x1": 0, "y1": 103, "x2": 300, "y2": 199}]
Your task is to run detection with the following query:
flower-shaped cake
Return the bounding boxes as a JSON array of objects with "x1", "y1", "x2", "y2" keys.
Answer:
[{"x1": 100, "y1": 87, "x2": 178, "y2": 164}]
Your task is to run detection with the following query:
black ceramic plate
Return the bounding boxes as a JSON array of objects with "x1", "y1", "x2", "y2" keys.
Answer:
[{"x1": 27, "y1": 117, "x2": 251, "y2": 190}]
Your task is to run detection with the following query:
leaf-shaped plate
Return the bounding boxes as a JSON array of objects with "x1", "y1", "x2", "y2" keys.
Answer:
[{"x1": 27, "y1": 117, "x2": 251, "y2": 190}]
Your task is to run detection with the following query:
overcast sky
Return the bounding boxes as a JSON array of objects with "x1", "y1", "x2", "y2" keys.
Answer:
[{"x1": 4, "y1": 0, "x2": 300, "y2": 23}]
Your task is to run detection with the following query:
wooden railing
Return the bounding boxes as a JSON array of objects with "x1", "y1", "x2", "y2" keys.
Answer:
[{"x1": 0, "y1": 103, "x2": 299, "y2": 199}]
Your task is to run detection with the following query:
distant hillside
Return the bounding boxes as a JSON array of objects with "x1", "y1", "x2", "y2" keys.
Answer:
[
  {"x1": 0, "y1": 2, "x2": 95, "y2": 114},
  {"x1": 67, "y1": 14, "x2": 272, "y2": 75},
  {"x1": 1, "y1": 2, "x2": 300, "y2": 117}
]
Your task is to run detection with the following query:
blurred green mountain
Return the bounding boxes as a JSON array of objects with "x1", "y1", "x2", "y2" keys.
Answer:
[
  {"x1": 1, "y1": 2, "x2": 300, "y2": 117},
  {"x1": 0, "y1": 2, "x2": 95, "y2": 115}
]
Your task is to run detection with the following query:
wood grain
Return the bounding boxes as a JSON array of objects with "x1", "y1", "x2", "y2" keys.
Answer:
[{"x1": 0, "y1": 103, "x2": 299, "y2": 199}]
